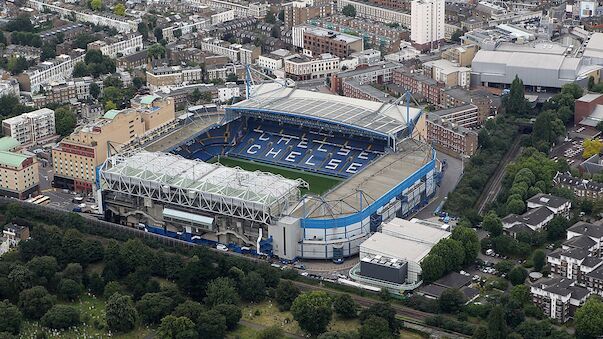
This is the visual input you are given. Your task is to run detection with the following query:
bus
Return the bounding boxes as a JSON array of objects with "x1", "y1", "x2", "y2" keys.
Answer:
[{"x1": 31, "y1": 195, "x2": 50, "y2": 205}]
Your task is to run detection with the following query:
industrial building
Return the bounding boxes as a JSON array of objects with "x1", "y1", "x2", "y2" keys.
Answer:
[{"x1": 349, "y1": 218, "x2": 450, "y2": 291}]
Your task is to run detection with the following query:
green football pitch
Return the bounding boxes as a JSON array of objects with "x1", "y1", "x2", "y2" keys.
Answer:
[{"x1": 214, "y1": 156, "x2": 342, "y2": 195}]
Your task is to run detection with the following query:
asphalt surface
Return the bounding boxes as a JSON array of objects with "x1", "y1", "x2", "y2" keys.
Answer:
[{"x1": 414, "y1": 152, "x2": 463, "y2": 219}]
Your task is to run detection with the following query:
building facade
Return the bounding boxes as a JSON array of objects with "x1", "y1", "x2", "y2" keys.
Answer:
[
  {"x1": 410, "y1": 0, "x2": 445, "y2": 50},
  {"x1": 2, "y1": 108, "x2": 56, "y2": 145}
]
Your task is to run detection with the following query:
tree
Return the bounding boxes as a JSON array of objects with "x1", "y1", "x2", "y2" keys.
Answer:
[
  {"x1": 58, "y1": 279, "x2": 82, "y2": 301},
  {"x1": 157, "y1": 315, "x2": 196, "y2": 339},
  {"x1": 88, "y1": 272, "x2": 105, "y2": 296},
  {"x1": 494, "y1": 260, "x2": 515, "y2": 275},
  {"x1": 136, "y1": 292, "x2": 174, "y2": 324},
  {"x1": 265, "y1": 11, "x2": 276, "y2": 24},
  {"x1": 506, "y1": 198, "x2": 526, "y2": 215},
  {"x1": 487, "y1": 306, "x2": 507, "y2": 339},
  {"x1": 532, "y1": 249, "x2": 546, "y2": 272},
  {"x1": 291, "y1": 291, "x2": 332, "y2": 336},
  {"x1": 206, "y1": 277, "x2": 239, "y2": 306},
  {"x1": 547, "y1": 216, "x2": 569, "y2": 241},
  {"x1": 451, "y1": 226, "x2": 480, "y2": 265},
  {"x1": 482, "y1": 211, "x2": 503, "y2": 236},
  {"x1": 575, "y1": 297, "x2": 603, "y2": 339},
  {"x1": 239, "y1": 272, "x2": 266, "y2": 302},
  {"x1": 226, "y1": 73, "x2": 238, "y2": 83},
  {"x1": 114, "y1": 3, "x2": 126, "y2": 16},
  {"x1": 18, "y1": 286, "x2": 55, "y2": 320},
  {"x1": 275, "y1": 280, "x2": 300, "y2": 311},
  {"x1": 26, "y1": 256, "x2": 58, "y2": 284},
  {"x1": 359, "y1": 316, "x2": 392, "y2": 339},
  {"x1": 532, "y1": 110, "x2": 565, "y2": 151},
  {"x1": 421, "y1": 254, "x2": 445, "y2": 283},
  {"x1": 106, "y1": 293, "x2": 138, "y2": 333},
  {"x1": 504, "y1": 75, "x2": 528, "y2": 117},
  {"x1": 41, "y1": 305, "x2": 80, "y2": 330},
  {"x1": 90, "y1": 0, "x2": 102, "y2": 10},
  {"x1": 154, "y1": 27, "x2": 163, "y2": 42},
  {"x1": 332, "y1": 294, "x2": 358, "y2": 319},
  {"x1": 213, "y1": 304, "x2": 242, "y2": 330},
  {"x1": 148, "y1": 43, "x2": 166, "y2": 60},
  {"x1": 196, "y1": 310, "x2": 227, "y2": 339},
  {"x1": 508, "y1": 266, "x2": 528, "y2": 285},
  {"x1": 5, "y1": 16, "x2": 34, "y2": 32},
  {"x1": 342, "y1": 4, "x2": 356, "y2": 17},
  {"x1": 6, "y1": 56, "x2": 29, "y2": 75},
  {"x1": 104, "y1": 281, "x2": 124, "y2": 299},
  {"x1": 430, "y1": 238, "x2": 465, "y2": 271},
  {"x1": 256, "y1": 325, "x2": 286, "y2": 339},
  {"x1": 40, "y1": 42, "x2": 56, "y2": 61},
  {"x1": 104, "y1": 100, "x2": 117, "y2": 111},
  {"x1": 515, "y1": 319, "x2": 553, "y2": 339},
  {"x1": 54, "y1": 107, "x2": 77, "y2": 137},
  {"x1": 132, "y1": 76, "x2": 144, "y2": 89},
  {"x1": 72, "y1": 62, "x2": 89, "y2": 78},
  {"x1": 172, "y1": 300, "x2": 206, "y2": 321},
  {"x1": 359, "y1": 303, "x2": 399, "y2": 335},
  {"x1": 597, "y1": 121, "x2": 603, "y2": 134},
  {"x1": 138, "y1": 22, "x2": 149, "y2": 40},
  {"x1": 0, "y1": 301, "x2": 22, "y2": 335},
  {"x1": 509, "y1": 285, "x2": 530, "y2": 306},
  {"x1": 439, "y1": 288, "x2": 466, "y2": 314},
  {"x1": 451, "y1": 29, "x2": 464, "y2": 42},
  {"x1": 583, "y1": 139, "x2": 603, "y2": 159}
]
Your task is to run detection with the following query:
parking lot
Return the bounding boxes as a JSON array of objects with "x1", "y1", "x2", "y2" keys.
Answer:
[{"x1": 549, "y1": 136, "x2": 588, "y2": 168}]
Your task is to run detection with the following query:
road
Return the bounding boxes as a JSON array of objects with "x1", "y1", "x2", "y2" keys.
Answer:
[
  {"x1": 476, "y1": 137, "x2": 523, "y2": 214},
  {"x1": 414, "y1": 152, "x2": 463, "y2": 219}
]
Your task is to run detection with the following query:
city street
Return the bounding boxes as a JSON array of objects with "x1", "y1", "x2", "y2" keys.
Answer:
[{"x1": 414, "y1": 152, "x2": 463, "y2": 219}]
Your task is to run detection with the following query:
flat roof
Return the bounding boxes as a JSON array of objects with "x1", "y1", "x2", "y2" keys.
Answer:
[
  {"x1": 382, "y1": 218, "x2": 451, "y2": 245},
  {"x1": 231, "y1": 83, "x2": 418, "y2": 136},
  {"x1": 0, "y1": 151, "x2": 29, "y2": 168},
  {"x1": 360, "y1": 232, "x2": 434, "y2": 263},
  {"x1": 0, "y1": 137, "x2": 20, "y2": 152},
  {"x1": 291, "y1": 139, "x2": 432, "y2": 219}
]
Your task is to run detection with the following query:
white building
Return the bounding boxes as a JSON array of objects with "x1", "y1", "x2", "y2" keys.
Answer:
[
  {"x1": 211, "y1": 9, "x2": 235, "y2": 25},
  {"x1": 200, "y1": 38, "x2": 260, "y2": 64},
  {"x1": 355, "y1": 218, "x2": 451, "y2": 289},
  {"x1": 284, "y1": 54, "x2": 341, "y2": 80},
  {"x1": 423, "y1": 59, "x2": 471, "y2": 88},
  {"x1": 88, "y1": 35, "x2": 143, "y2": 58},
  {"x1": 22, "y1": 54, "x2": 86, "y2": 93},
  {"x1": 2, "y1": 108, "x2": 56, "y2": 145},
  {"x1": 218, "y1": 83, "x2": 241, "y2": 102},
  {"x1": 411, "y1": 0, "x2": 445, "y2": 48}
]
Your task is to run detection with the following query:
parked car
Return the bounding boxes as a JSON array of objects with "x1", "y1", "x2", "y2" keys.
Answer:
[{"x1": 216, "y1": 244, "x2": 228, "y2": 252}]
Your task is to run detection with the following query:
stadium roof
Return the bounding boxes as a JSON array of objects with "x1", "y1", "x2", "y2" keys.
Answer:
[
  {"x1": 101, "y1": 151, "x2": 303, "y2": 209},
  {"x1": 230, "y1": 84, "x2": 420, "y2": 136}
]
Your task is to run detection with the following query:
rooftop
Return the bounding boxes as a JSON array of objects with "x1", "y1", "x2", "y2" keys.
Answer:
[
  {"x1": 231, "y1": 83, "x2": 419, "y2": 136},
  {"x1": 303, "y1": 25, "x2": 362, "y2": 44},
  {"x1": 0, "y1": 137, "x2": 21, "y2": 152},
  {"x1": 360, "y1": 232, "x2": 435, "y2": 264},
  {"x1": 0, "y1": 151, "x2": 29, "y2": 168},
  {"x1": 101, "y1": 151, "x2": 302, "y2": 210},
  {"x1": 502, "y1": 206, "x2": 554, "y2": 228},
  {"x1": 526, "y1": 193, "x2": 570, "y2": 209}
]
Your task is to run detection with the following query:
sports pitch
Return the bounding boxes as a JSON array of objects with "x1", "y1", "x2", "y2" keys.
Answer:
[{"x1": 215, "y1": 156, "x2": 342, "y2": 195}]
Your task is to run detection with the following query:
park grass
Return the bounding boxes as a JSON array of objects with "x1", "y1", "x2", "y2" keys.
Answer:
[
  {"x1": 228, "y1": 324, "x2": 260, "y2": 338},
  {"x1": 215, "y1": 156, "x2": 342, "y2": 195},
  {"x1": 242, "y1": 300, "x2": 428, "y2": 338},
  {"x1": 20, "y1": 294, "x2": 155, "y2": 339}
]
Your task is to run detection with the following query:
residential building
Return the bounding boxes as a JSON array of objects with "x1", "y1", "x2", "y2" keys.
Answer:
[
  {"x1": 283, "y1": 54, "x2": 341, "y2": 81},
  {"x1": 18, "y1": 53, "x2": 85, "y2": 93},
  {"x1": 441, "y1": 44, "x2": 478, "y2": 67},
  {"x1": 411, "y1": 0, "x2": 445, "y2": 50},
  {"x1": 332, "y1": 61, "x2": 401, "y2": 94},
  {"x1": 283, "y1": 0, "x2": 333, "y2": 29},
  {"x1": 3, "y1": 224, "x2": 30, "y2": 246},
  {"x1": 2, "y1": 108, "x2": 56, "y2": 145},
  {"x1": 426, "y1": 111, "x2": 478, "y2": 156},
  {"x1": 200, "y1": 38, "x2": 260, "y2": 64},
  {"x1": 39, "y1": 23, "x2": 86, "y2": 42},
  {"x1": 3, "y1": 45, "x2": 41, "y2": 62},
  {"x1": 423, "y1": 59, "x2": 471, "y2": 89},
  {"x1": 574, "y1": 93, "x2": 603, "y2": 126},
  {"x1": 146, "y1": 66, "x2": 204, "y2": 90},
  {"x1": 218, "y1": 83, "x2": 241, "y2": 102},
  {"x1": 188, "y1": 0, "x2": 268, "y2": 18},
  {"x1": 206, "y1": 64, "x2": 246, "y2": 82},
  {"x1": 0, "y1": 137, "x2": 39, "y2": 199},
  {"x1": 32, "y1": 77, "x2": 100, "y2": 108},
  {"x1": 117, "y1": 50, "x2": 148, "y2": 69},
  {"x1": 87, "y1": 34, "x2": 143, "y2": 58},
  {"x1": 527, "y1": 194, "x2": 572, "y2": 219},
  {"x1": 52, "y1": 95, "x2": 175, "y2": 192},
  {"x1": 299, "y1": 25, "x2": 363, "y2": 59},
  {"x1": 342, "y1": 80, "x2": 392, "y2": 103},
  {"x1": 392, "y1": 68, "x2": 443, "y2": 106},
  {"x1": 531, "y1": 277, "x2": 591, "y2": 323},
  {"x1": 428, "y1": 104, "x2": 479, "y2": 128},
  {"x1": 502, "y1": 207, "x2": 555, "y2": 236},
  {"x1": 553, "y1": 172, "x2": 603, "y2": 200}
]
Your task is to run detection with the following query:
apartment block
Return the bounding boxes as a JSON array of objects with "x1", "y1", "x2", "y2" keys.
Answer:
[
  {"x1": 553, "y1": 172, "x2": 603, "y2": 200},
  {"x1": 301, "y1": 26, "x2": 364, "y2": 59},
  {"x1": 531, "y1": 278, "x2": 590, "y2": 323},
  {"x1": 52, "y1": 95, "x2": 175, "y2": 192},
  {"x1": 87, "y1": 34, "x2": 143, "y2": 59},
  {"x1": 283, "y1": 54, "x2": 340, "y2": 81},
  {"x1": 0, "y1": 137, "x2": 39, "y2": 200},
  {"x1": 32, "y1": 77, "x2": 100, "y2": 108},
  {"x1": 426, "y1": 112, "x2": 478, "y2": 156},
  {"x1": 2, "y1": 108, "x2": 56, "y2": 145},
  {"x1": 392, "y1": 68, "x2": 443, "y2": 106},
  {"x1": 257, "y1": 49, "x2": 293, "y2": 72},
  {"x1": 423, "y1": 59, "x2": 471, "y2": 89},
  {"x1": 18, "y1": 54, "x2": 85, "y2": 93},
  {"x1": 206, "y1": 64, "x2": 246, "y2": 82},
  {"x1": 332, "y1": 61, "x2": 401, "y2": 94},
  {"x1": 341, "y1": 80, "x2": 392, "y2": 103},
  {"x1": 411, "y1": 0, "x2": 445, "y2": 50},
  {"x1": 284, "y1": 0, "x2": 333, "y2": 29},
  {"x1": 441, "y1": 44, "x2": 478, "y2": 67}
]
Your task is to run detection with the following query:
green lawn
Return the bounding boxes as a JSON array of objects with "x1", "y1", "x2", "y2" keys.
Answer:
[
  {"x1": 21, "y1": 294, "x2": 155, "y2": 339},
  {"x1": 215, "y1": 156, "x2": 342, "y2": 195}
]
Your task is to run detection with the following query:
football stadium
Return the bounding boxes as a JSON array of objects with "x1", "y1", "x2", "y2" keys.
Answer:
[{"x1": 98, "y1": 83, "x2": 439, "y2": 260}]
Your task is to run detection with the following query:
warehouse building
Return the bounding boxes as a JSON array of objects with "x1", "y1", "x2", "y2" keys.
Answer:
[{"x1": 350, "y1": 218, "x2": 450, "y2": 292}]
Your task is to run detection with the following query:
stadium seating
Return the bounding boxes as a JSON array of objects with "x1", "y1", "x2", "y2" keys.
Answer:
[
  {"x1": 173, "y1": 117, "x2": 386, "y2": 177},
  {"x1": 226, "y1": 118, "x2": 385, "y2": 178}
]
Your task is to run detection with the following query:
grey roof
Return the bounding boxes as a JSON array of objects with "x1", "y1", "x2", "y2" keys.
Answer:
[
  {"x1": 418, "y1": 284, "x2": 447, "y2": 298},
  {"x1": 564, "y1": 234, "x2": 597, "y2": 250},
  {"x1": 231, "y1": 83, "x2": 419, "y2": 136},
  {"x1": 568, "y1": 222, "x2": 603, "y2": 239},
  {"x1": 554, "y1": 172, "x2": 603, "y2": 193},
  {"x1": 586, "y1": 265, "x2": 603, "y2": 280},
  {"x1": 502, "y1": 206, "x2": 554, "y2": 227},
  {"x1": 461, "y1": 286, "x2": 480, "y2": 300},
  {"x1": 506, "y1": 223, "x2": 534, "y2": 234},
  {"x1": 582, "y1": 256, "x2": 603, "y2": 268},
  {"x1": 577, "y1": 93, "x2": 603, "y2": 103},
  {"x1": 433, "y1": 272, "x2": 472, "y2": 289},
  {"x1": 561, "y1": 247, "x2": 590, "y2": 260},
  {"x1": 526, "y1": 193, "x2": 570, "y2": 209}
]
